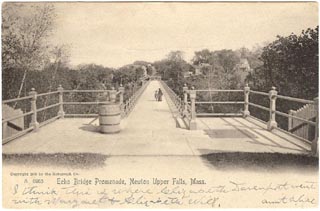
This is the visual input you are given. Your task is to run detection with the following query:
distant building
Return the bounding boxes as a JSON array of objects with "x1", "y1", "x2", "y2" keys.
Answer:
[{"x1": 183, "y1": 71, "x2": 193, "y2": 78}]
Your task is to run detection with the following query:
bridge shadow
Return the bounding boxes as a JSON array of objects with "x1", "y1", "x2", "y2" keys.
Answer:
[
  {"x1": 3, "y1": 153, "x2": 108, "y2": 169},
  {"x1": 79, "y1": 124, "x2": 100, "y2": 133},
  {"x1": 204, "y1": 118, "x2": 309, "y2": 153},
  {"x1": 199, "y1": 151, "x2": 318, "y2": 172}
]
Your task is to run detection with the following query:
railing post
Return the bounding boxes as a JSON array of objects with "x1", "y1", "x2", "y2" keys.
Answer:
[
  {"x1": 119, "y1": 84, "x2": 125, "y2": 113},
  {"x1": 110, "y1": 87, "x2": 117, "y2": 103},
  {"x1": 311, "y1": 97, "x2": 318, "y2": 155},
  {"x1": 243, "y1": 83, "x2": 250, "y2": 117},
  {"x1": 189, "y1": 86, "x2": 197, "y2": 130},
  {"x1": 57, "y1": 85, "x2": 65, "y2": 118},
  {"x1": 288, "y1": 109, "x2": 295, "y2": 131},
  {"x1": 267, "y1": 86, "x2": 278, "y2": 131},
  {"x1": 183, "y1": 84, "x2": 188, "y2": 117},
  {"x1": 29, "y1": 88, "x2": 39, "y2": 131}
]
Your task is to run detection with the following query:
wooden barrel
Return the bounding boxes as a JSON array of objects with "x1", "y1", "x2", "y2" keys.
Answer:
[{"x1": 99, "y1": 102, "x2": 121, "y2": 134}]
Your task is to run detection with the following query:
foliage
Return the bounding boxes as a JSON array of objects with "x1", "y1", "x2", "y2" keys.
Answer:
[
  {"x1": 251, "y1": 26, "x2": 318, "y2": 99},
  {"x1": 2, "y1": 3, "x2": 56, "y2": 100}
]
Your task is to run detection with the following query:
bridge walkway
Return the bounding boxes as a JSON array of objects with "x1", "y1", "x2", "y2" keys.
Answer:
[{"x1": 2, "y1": 81, "x2": 310, "y2": 155}]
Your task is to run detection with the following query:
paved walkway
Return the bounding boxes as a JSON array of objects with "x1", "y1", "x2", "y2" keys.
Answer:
[
  {"x1": 2, "y1": 81, "x2": 317, "y2": 209},
  {"x1": 2, "y1": 81, "x2": 311, "y2": 155}
]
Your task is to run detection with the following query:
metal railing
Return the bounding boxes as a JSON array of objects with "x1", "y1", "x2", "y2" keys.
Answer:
[
  {"x1": 2, "y1": 79, "x2": 149, "y2": 144},
  {"x1": 122, "y1": 80, "x2": 150, "y2": 118},
  {"x1": 163, "y1": 82, "x2": 318, "y2": 155},
  {"x1": 2, "y1": 88, "x2": 62, "y2": 144}
]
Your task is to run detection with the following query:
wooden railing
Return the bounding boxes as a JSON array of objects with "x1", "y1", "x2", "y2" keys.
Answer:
[
  {"x1": 2, "y1": 80, "x2": 149, "y2": 144},
  {"x1": 163, "y1": 82, "x2": 318, "y2": 155},
  {"x1": 288, "y1": 104, "x2": 316, "y2": 141}
]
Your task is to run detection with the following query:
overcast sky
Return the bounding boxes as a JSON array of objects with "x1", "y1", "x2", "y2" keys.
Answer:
[{"x1": 50, "y1": 2, "x2": 318, "y2": 68}]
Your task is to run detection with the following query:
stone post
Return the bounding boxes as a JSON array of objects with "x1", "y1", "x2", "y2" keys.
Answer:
[
  {"x1": 189, "y1": 86, "x2": 197, "y2": 130},
  {"x1": 183, "y1": 84, "x2": 188, "y2": 117},
  {"x1": 311, "y1": 97, "x2": 318, "y2": 155},
  {"x1": 109, "y1": 87, "x2": 117, "y2": 103},
  {"x1": 243, "y1": 83, "x2": 250, "y2": 117},
  {"x1": 57, "y1": 85, "x2": 65, "y2": 118},
  {"x1": 119, "y1": 84, "x2": 125, "y2": 113},
  {"x1": 267, "y1": 86, "x2": 278, "y2": 131},
  {"x1": 29, "y1": 88, "x2": 39, "y2": 131}
]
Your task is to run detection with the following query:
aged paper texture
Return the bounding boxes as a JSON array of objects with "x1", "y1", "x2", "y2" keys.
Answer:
[{"x1": 2, "y1": 1, "x2": 319, "y2": 208}]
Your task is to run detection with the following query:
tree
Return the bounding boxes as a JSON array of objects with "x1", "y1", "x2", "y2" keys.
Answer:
[
  {"x1": 2, "y1": 3, "x2": 56, "y2": 100},
  {"x1": 192, "y1": 49, "x2": 213, "y2": 65},
  {"x1": 153, "y1": 51, "x2": 193, "y2": 94},
  {"x1": 251, "y1": 26, "x2": 318, "y2": 99},
  {"x1": 166, "y1": 50, "x2": 185, "y2": 62}
]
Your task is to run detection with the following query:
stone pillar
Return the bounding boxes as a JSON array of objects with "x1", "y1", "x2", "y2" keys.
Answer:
[
  {"x1": 57, "y1": 85, "x2": 65, "y2": 118},
  {"x1": 29, "y1": 88, "x2": 39, "y2": 131},
  {"x1": 189, "y1": 86, "x2": 197, "y2": 130},
  {"x1": 311, "y1": 97, "x2": 318, "y2": 155},
  {"x1": 109, "y1": 87, "x2": 117, "y2": 103},
  {"x1": 243, "y1": 83, "x2": 250, "y2": 117},
  {"x1": 118, "y1": 84, "x2": 125, "y2": 113},
  {"x1": 183, "y1": 84, "x2": 188, "y2": 117},
  {"x1": 267, "y1": 86, "x2": 278, "y2": 131}
]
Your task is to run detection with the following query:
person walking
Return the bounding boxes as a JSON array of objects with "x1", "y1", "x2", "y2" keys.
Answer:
[
  {"x1": 157, "y1": 88, "x2": 163, "y2": 101},
  {"x1": 154, "y1": 90, "x2": 158, "y2": 101}
]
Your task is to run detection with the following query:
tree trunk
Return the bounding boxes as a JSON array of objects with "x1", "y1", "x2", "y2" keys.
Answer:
[{"x1": 14, "y1": 68, "x2": 28, "y2": 109}]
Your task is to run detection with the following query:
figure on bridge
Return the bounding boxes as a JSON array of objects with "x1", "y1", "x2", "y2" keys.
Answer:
[
  {"x1": 157, "y1": 88, "x2": 163, "y2": 101},
  {"x1": 154, "y1": 90, "x2": 158, "y2": 101}
]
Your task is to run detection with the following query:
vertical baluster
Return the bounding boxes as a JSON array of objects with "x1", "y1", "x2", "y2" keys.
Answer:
[
  {"x1": 183, "y1": 84, "x2": 188, "y2": 117},
  {"x1": 57, "y1": 85, "x2": 65, "y2": 118},
  {"x1": 243, "y1": 83, "x2": 250, "y2": 117},
  {"x1": 311, "y1": 97, "x2": 318, "y2": 155},
  {"x1": 288, "y1": 109, "x2": 294, "y2": 131},
  {"x1": 119, "y1": 84, "x2": 125, "y2": 114},
  {"x1": 29, "y1": 88, "x2": 39, "y2": 131},
  {"x1": 267, "y1": 86, "x2": 278, "y2": 131},
  {"x1": 189, "y1": 86, "x2": 197, "y2": 130}
]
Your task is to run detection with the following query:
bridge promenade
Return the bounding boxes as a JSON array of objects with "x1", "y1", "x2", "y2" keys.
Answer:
[{"x1": 2, "y1": 80, "x2": 311, "y2": 156}]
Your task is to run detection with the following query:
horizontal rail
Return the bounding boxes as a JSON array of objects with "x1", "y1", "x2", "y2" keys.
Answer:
[
  {"x1": 197, "y1": 113, "x2": 243, "y2": 117},
  {"x1": 2, "y1": 127, "x2": 34, "y2": 144},
  {"x1": 63, "y1": 90, "x2": 109, "y2": 93},
  {"x1": 275, "y1": 110, "x2": 316, "y2": 126},
  {"x1": 248, "y1": 102, "x2": 269, "y2": 112},
  {"x1": 248, "y1": 115, "x2": 268, "y2": 124},
  {"x1": 2, "y1": 111, "x2": 33, "y2": 123},
  {"x1": 195, "y1": 89, "x2": 243, "y2": 92},
  {"x1": 274, "y1": 127, "x2": 312, "y2": 144},
  {"x1": 37, "y1": 91, "x2": 59, "y2": 97},
  {"x1": 39, "y1": 115, "x2": 60, "y2": 127},
  {"x1": 37, "y1": 103, "x2": 60, "y2": 112},
  {"x1": 277, "y1": 95, "x2": 314, "y2": 104},
  {"x1": 2, "y1": 95, "x2": 33, "y2": 104},
  {"x1": 250, "y1": 90, "x2": 269, "y2": 96},
  {"x1": 196, "y1": 101, "x2": 244, "y2": 104},
  {"x1": 63, "y1": 102, "x2": 100, "y2": 105},
  {"x1": 65, "y1": 114, "x2": 98, "y2": 117}
]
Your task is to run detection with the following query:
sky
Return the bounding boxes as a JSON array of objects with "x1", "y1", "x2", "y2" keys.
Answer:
[{"x1": 49, "y1": 2, "x2": 318, "y2": 68}]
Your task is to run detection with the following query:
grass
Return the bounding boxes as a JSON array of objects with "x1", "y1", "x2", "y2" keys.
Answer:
[
  {"x1": 201, "y1": 152, "x2": 318, "y2": 172},
  {"x1": 2, "y1": 153, "x2": 108, "y2": 169}
]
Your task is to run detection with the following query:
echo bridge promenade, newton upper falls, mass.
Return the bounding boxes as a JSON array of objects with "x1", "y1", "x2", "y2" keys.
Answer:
[{"x1": 2, "y1": 76, "x2": 318, "y2": 158}]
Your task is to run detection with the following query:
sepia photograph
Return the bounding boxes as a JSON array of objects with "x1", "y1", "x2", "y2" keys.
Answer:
[{"x1": 1, "y1": 1, "x2": 319, "y2": 208}]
